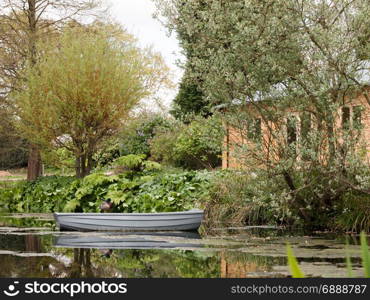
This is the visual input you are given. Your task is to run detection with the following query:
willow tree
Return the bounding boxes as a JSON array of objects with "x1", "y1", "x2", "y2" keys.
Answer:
[
  {"x1": 0, "y1": 0, "x2": 104, "y2": 180},
  {"x1": 14, "y1": 28, "x2": 170, "y2": 178},
  {"x1": 155, "y1": 0, "x2": 370, "y2": 225}
]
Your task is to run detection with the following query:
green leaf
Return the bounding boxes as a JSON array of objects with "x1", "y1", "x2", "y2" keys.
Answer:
[
  {"x1": 63, "y1": 199, "x2": 80, "y2": 212},
  {"x1": 286, "y1": 243, "x2": 305, "y2": 278}
]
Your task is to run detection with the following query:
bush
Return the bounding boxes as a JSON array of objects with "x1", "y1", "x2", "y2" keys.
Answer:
[
  {"x1": 119, "y1": 114, "x2": 171, "y2": 156},
  {"x1": 200, "y1": 170, "x2": 288, "y2": 230},
  {"x1": 1, "y1": 165, "x2": 214, "y2": 214},
  {"x1": 149, "y1": 120, "x2": 184, "y2": 166},
  {"x1": 335, "y1": 192, "x2": 370, "y2": 232},
  {"x1": 201, "y1": 165, "x2": 370, "y2": 232},
  {"x1": 150, "y1": 116, "x2": 223, "y2": 169},
  {"x1": 2, "y1": 176, "x2": 78, "y2": 213},
  {"x1": 42, "y1": 148, "x2": 75, "y2": 174},
  {"x1": 112, "y1": 154, "x2": 159, "y2": 171}
]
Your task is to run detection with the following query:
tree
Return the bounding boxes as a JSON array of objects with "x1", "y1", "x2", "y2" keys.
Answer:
[
  {"x1": 156, "y1": 0, "x2": 370, "y2": 104},
  {"x1": 13, "y1": 27, "x2": 171, "y2": 178},
  {"x1": 154, "y1": 1, "x2": 211, "y2": 120},
  {"x1": 155, "y1": 0, "x2": 370, "y2": 223},
  {"x1": 0, "y1": 0, "x2": 104, "y2": 180},
  {"x1": 170, "y1": 77, "x2": 209, "y2": 121},
  {"x1": 0, "y1": 99, "x2": 28, "y2": 169}
]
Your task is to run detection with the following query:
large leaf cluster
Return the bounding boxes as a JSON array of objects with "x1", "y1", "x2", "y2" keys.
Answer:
[{"x1": 0, "y1": 169, "x2": 214, "y2": 213}]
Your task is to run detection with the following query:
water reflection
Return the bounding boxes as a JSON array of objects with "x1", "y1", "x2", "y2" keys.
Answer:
[
  {"x1": 54, "y1": 232, "x2": 202, "y2": 250},
  {"x1": 0, "y1": 234, "x2": 43, "y2": 252},
  {"x1": 0, "y1": 215, "x2": 368, "y2": 278},
  {"x1": 0, "y1": 215, "x2": 55, "y2": 230}
]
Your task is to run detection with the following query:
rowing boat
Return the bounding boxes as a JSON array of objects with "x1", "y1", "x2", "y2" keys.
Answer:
[{"x1": 53, "y1": 209, "x2": 204, "y2": 231}]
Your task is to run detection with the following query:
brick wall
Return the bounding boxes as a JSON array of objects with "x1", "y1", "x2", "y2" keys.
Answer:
[{"x1": 223, "y1": 92, "x2": 370, "y2": 168}]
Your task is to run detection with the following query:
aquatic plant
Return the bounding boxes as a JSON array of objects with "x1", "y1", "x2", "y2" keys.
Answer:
[{"x1": 286, "y1": 244, "x2": 305, "y2": 278}]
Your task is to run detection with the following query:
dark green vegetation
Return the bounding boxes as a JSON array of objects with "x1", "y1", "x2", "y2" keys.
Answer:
[
  {"x1": 0, "y1": 156, "x2": 213, "y2": 214},
  {"x1": 0, "y1": 109, "x2": 28, "y2": 169},
  {"x1": 202, "y1": 169, "x2": 370, "y2": 233},
  {"x1": 170, "y1": 81, "x2": 210, "y2": 121},
  {"x1": 1, "y1": 163, "x2": 369, "y2": 233}
]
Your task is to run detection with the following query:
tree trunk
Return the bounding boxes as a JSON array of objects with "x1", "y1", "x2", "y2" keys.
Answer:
[
  {"x1": 75, "y1": 153, "x2": 93, "y2": 178},
  {"x1": 75, "y1": 157, "x2": 82, "y2": 178},
  {"x1": 27, "y1": 145, "x2": 42, "y2": 181},
  {"x1": 26, "y1": 0, "x2": 43, "y2": 181}
]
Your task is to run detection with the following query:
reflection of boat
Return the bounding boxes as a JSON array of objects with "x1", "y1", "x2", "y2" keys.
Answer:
[
  {"x1": 54, "y1": 210, "x2": 204, "y2": 231},
  {"x1": 54, "y1": 232, "x2": 202, "y2": 249}
]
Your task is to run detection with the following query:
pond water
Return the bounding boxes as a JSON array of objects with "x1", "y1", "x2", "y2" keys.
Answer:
[{"x1": 0, "y1": 214, "x2": 367, "y2": 278}]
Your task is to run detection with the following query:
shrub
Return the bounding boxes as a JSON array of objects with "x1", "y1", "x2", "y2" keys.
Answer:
[
  {"x1": 335, "y1": 192, "x2": 370, "y2": 232},
  {"x1": 200, "y1": 170, "x2": 288, "y2": 230},
  {"x1": 173, "y1": 116, "x2": 223, "y2": 169},
  {"x1": 119, "y1": 114, "x2": 171, "y2": 156},
  {"x1": 1, "y1": 166, "x2": 214, "y2": 214},
  {"x1": 4, "y1": 176, "x2": 79, "y2": 213},
  {"x1": 150, "y1": 116, "x2": 223, "y2": 170},
  {"x1": 149, "y1": 121, "x2": 184, "y2": 166},
  {"x1": 201, "y1": 164, "x2": 370, "y2": 232}
]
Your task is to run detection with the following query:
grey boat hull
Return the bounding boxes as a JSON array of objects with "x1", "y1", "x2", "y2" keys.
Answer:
[
  {"x1": 53, "y1": 210, "x2": 204, "y2": 231},
  {"x1": 54, "y1": 232, "x2": 202, "y2": 249}
]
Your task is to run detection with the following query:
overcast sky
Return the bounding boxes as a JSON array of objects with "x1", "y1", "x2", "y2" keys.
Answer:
[{"x1": 108, "y1": 0, "x2": 183, "y2": 107}]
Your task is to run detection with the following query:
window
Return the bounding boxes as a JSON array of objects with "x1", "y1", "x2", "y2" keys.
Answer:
[
  {"x1": 287, "y1": 116, "x2": 297, "y2": 145},
  {"x1": 342, "y1": 105, "x2": 363, "y2": 130},
  {"x1": 300, "y1": 112, "x2": 311, "y2": 140},
  {"x1": 353, "y1": 106, "x2": 362, "y2": 128},
  {"x1": 247, "y1": 118, "x2": 262, "y2": 142},
  {"x1": 300, "y1": 112, "x2": 312, "y2": 160},
  {"x1": 342, "y1": 106, "x2": 350, "y2": 130}
]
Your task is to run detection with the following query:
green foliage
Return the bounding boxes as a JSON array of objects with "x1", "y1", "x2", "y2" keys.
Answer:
[
  {"x1": 170, "y1": 80, "x2": 210, "y2": 121},
  {"x1": 3, "y1": 176, "x2": 78, "y2": 213},
  {"x1": 173, "y1": 115, "x2": 223, "y2": 169},
  {"x1": 335, "y1": 192, "x2": 370, "y2": 233},
  {"x1": 0, "y1": 108, "x2": 28, "y2": 170},
  {"x1": 113, "y1": 154, "x2": 147, "y2": 171},
  {"x1": 0, "y1": 167, "x2": 213, "y2": 214},
  {"x1": 119, "y1": 114, "x2": 171, "y2": 156},
  {"x1": 111, "y1": 154, "x2": 161, "y2": 176},
  {"x1": 150, "y1": 116, "x2": 223, "y2": 170},
  {"x1": 202, "y1": 165, "x2": 370, "y2": 232},
  {"x1": 14, "y1": 26, "x2": 170, "y2": 177},
  {"x1": 149, "y1": 121, "x2": 183, "y2": 166},
  {"x1": 201, "y1": 170, "x2": 288, "y2": 229},
  {"x1": 343, "y1": 232, "x2": 369, "y2": 278},
  {"x1": 93, "y1": 137, "x2": 121, "y2": 169},
  {"x1": 286, "y1": 244, "x2": 305, "y2": 278},
  {"x1": 42, "y1": 148, "x2": 75, "y2": 174}
]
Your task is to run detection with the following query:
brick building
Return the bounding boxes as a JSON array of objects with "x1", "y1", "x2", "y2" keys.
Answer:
[{"x1": 222, "y1": 90, "x2": 370, "y2": 169}]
